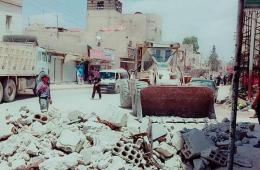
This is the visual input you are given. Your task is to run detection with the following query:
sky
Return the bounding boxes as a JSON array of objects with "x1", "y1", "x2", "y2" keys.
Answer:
[{"x1": 23, "y1": 0, "x2": 238, "y2": 61}]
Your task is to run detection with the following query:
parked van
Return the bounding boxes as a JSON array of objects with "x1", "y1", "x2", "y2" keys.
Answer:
[{"x1": 100, "y1": 69, "x2": 129, "y2": 93}]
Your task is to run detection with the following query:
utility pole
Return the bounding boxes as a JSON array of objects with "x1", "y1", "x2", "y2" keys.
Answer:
[
  {"x1": 56, "y1": 15, "x2": 59, "y2": 38},
  {"x1": 248, "y1": 12, "x2": 257, "y2": 100},
  {"x1": 228, "y1": 0, "x2": 244, "y2": 169}
]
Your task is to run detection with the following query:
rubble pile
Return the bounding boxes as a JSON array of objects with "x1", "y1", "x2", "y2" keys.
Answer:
[{"x1": 0, "y1": 107, "x2": 255, "y2": 169}]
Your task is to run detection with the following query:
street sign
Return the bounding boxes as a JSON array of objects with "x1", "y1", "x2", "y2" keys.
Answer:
[{"x1": 245, "y1": 0, "x2": 260, "y2": 8}]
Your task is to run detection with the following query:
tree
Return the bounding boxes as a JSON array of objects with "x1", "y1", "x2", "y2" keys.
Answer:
[
  {"x1": 208, "y1": 45, "x2": 220, "y2": 72},
  {"x1": 182, "y1": 36, "x2": 199, "y2": 53}
]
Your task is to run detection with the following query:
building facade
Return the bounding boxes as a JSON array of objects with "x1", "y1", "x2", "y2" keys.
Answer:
[
  {"x1": 84, "y1": 0, "x2": 162, "y2": 68},
  {"x1": 25, "y1": 25, "x2": 86, "y2": 83},
  {"x1": 0, "y1": 0, "x2": 23, "y2": 40}
]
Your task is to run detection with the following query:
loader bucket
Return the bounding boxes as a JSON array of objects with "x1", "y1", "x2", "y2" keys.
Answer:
[{"x1": 140, "y1": 86, "x2": 215, "y2": 118}]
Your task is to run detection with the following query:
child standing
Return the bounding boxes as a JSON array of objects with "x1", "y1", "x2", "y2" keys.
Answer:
[{"x1": 36, "y1": 74, "x2": 52, "y2": 112}]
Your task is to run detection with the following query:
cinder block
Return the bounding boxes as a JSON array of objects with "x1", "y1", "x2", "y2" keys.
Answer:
[
  {"x1": 201, "y1": 147, "x2": 227, "y2": 167},
  {"x1": 181, "y1": 129, "x2": 214, "y2": 159}
]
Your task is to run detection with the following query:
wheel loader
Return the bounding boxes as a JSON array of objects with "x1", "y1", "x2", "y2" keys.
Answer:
[{"x1": 120, "y1": 43, "x2": 216, "y2": 120}]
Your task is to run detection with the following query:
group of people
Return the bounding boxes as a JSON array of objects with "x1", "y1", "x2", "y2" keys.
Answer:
[
  {"x1": 35, "y1": 68, "x2": 102, "y2": 113},
  {"x1": 200, "y1": 73, "x2": 233, "y2": 86}
]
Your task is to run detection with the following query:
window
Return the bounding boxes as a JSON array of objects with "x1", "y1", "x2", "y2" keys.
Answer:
[
  {"x1": 6, "y1": 15, "x2": 12, "y2": 31},
  {"x1": 97, "y1": 1, "x2": 104, "y2": 10}
]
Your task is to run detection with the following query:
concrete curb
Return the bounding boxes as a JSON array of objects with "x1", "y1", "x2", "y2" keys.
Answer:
[{"x1": 50, "y1": 84, "x2": 92, "y2": 91}]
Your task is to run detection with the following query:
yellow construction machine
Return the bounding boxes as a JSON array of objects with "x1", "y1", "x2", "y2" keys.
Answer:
[{"x1": 120, "y1": 42, "x2": 216, "y2": 120}]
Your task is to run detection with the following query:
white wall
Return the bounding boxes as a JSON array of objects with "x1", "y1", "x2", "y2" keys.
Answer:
[
  {"x1": 84, "y1": 10, "x2": 162, "y2": 68},
  {"x1": 0, "y1": 0, "x2": 23, "y2": 40}
]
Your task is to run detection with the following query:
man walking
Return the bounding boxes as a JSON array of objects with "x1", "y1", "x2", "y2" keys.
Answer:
[{"x1": 92, "y1": 76, "x2": 101, "y2": 99}]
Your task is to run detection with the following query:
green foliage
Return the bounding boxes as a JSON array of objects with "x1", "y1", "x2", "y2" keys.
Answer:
[
  {"x1": 208, "y1": 45, "x2": 220, "y2": 72},
  {"x1": 182, "y1": 36, "x2": 199, "y2": 53}
]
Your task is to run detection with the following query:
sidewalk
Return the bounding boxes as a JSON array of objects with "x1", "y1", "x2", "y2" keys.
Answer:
[{"x1": 50, "y1": 82, "x2": 92, "y2": 90}]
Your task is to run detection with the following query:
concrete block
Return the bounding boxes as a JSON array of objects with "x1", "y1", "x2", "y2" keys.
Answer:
[
  {"x1": 181, "y1": 129, "x2": 214, "y2": 159},
  {"x1": 216, "y1": 140, "x2": 230, "y2": 147},
  {"x1": 193, "y1": 158, "x2": 206, "y2": 170},
  {"x1": 171, "y1": 132, "x2": 184, "y2": 151},
  {"x1": 152, "y1": 123, "x2": 167, "y2": 141},
  {"x1": 67, "y1": 110, "x2": 84, "y2": 122},
  {"x1": 26, "y1": 142, "x2": 39, "y2": 156},
  {"x1": 112, "y1": 141, "x2": 144, "y2": 166},
  {"x1": 31, "y1": 121, "x2": 48, "y2": 136},
  {"x1": 100, "y1": 112, "x2": 128, "y2": 128},
  {"x1": 56, "y1": 129, "x2": 85, "y2": 153},
  {"x1": 201, "y1": 146, "x2": 227, "y2": 167},
  {"x1": 234, "y1": 154, "x2": 253, "y2": 168},
  {"x1": 154, "y1": 142, "x2": 176, "y2": 158}
]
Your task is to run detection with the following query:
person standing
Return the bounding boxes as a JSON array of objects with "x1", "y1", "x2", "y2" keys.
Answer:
[
  {"x1": 36, "y1": 74, "x2": 52, "y2": 113},
  {"x1": 92, "y1": 76, "x2": 101, "y2": 99}
]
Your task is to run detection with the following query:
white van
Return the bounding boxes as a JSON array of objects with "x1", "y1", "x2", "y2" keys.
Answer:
[{"x1": 100, "y1": 69, "x2": 129, "y2": 93}]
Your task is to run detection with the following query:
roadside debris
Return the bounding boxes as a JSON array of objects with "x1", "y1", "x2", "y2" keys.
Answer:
[{"x1": 0, "y1": 107, "x2": 257, "y2": 169}]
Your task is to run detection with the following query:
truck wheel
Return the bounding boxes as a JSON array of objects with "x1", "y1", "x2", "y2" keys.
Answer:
[
  {"x1": 132, "y1": 81, "x2": 149, "y2": 117},
  {"x1": 0, "y1": 82, "x2": 3, "y2": 103},
  {"x1": 3, "y1": 79, "x2": 16, "y2": 102},
  {"x1": 120, "y1": 79, "x2": 132, "y2": 108}
]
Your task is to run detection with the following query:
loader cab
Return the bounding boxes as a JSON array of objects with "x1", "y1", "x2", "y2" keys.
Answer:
[{"x1": 100, "y1": 69, "x2": 129, "y2": 93}]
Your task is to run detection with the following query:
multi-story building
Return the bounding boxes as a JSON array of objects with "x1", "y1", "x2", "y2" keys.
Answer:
[
  {"x1": 0, "y1": 0, "x2": 23, "y2": 39},
  {"x1": 84, "y1": 0, "x2": 162, "y2": 68}
]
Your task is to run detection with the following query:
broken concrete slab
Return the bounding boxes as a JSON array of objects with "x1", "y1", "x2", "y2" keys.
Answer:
[
  {"x1": 56, "y1": 129, "x2": 85, "y2": 153},
  {"x1": 31, "y1": 121, "x2": 48, "y2": 136},
  {"x1": 99, "y1": 112, "x2": 128, "y2": 128},
  {"x1": 0, "y1": 122, "x2": 13, "y2": 141},
  {"x1": 105, "y1": 156, "x2": 126, "y2": 170},
  {"x1": 11, "y1": 159, "x2": 26, "y2": 170},
  {"x1": 0, "y1": 161, "x2": 11, "y2": 170},
  {"x1": 234, "y1": 154, "x2": 253, "y2": 168},
  {"x1": 193, "y1": 158, "x2": 206, "y2": 170},
  {"x1": 201, "y1": 146, "x2": 227, "y2": 167},
  {"x1": 67, "y1": 110, "x2": 84, "y2": 122},
  {"x1": 39, "y1": 157, "x2": 67, "y2": 170},
  {"x1": 152, "y1": 123, "x2": 167, "y2": 141},
  {"x1": 0, "y1": 142, "x2": 18, "y2": 156},
  {"x1": 62, "y1": 152, "x2": 83, "y2": 168},
  {"x1": 181, "y1": 128, "x2": 214, "y2": 159},
  {"x1": 171, "y1": 132, "x2": 184, "y2": 151},
  {"x1": 27, "y1": 142, "x2": 39, "y2": 156},
  {"x1": 154, "y1": 142, "x2": 176, "y2": 158}
]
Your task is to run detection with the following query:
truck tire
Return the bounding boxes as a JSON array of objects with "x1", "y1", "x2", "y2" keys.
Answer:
[
  {"x1": 3, "y1": 79, "x2": 16, "y2": 102},
  {"x1": 132, "y1": 81, "x2": 149, "y2": 117},
  {"x1": 120, "y1": 79, "x2": 132, "y2": 108},
  {"x1": 0, "y1": 82, "x2": 3, "y2": 103}
]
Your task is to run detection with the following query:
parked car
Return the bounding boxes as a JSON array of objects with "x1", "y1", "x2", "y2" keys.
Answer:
[
  {"x1": 189, "y1": 78, "x2": 218, "y2": 102},
  {"x1": 100, "y1": 69, "x2": 129, "y2": 93}
]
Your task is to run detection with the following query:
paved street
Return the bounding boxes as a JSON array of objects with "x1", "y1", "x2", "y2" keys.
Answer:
[
  {"x1": 0, "y1": 85, "x2": 258, "y2": 124},
  {"x1": 0, "y1": 88, "x2": 129, "y2": 119}
]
